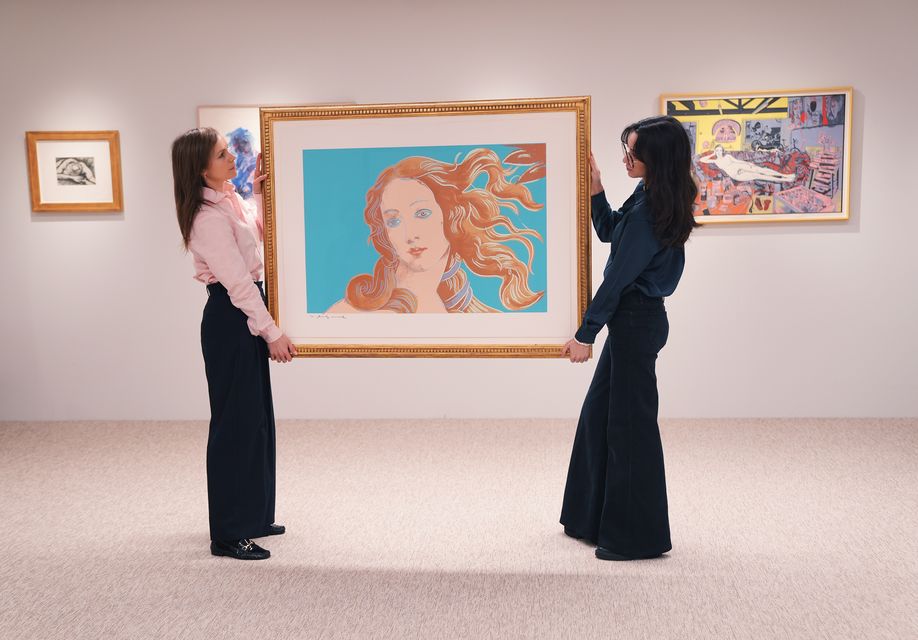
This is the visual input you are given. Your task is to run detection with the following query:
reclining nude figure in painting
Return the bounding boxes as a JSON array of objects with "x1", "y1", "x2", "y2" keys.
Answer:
[
  {"x1": 699, "y1": 145, "x2": 796, "y2": 183},
  {"x1": 326, "y1": 147, "x2": 546, "y2": 314}
]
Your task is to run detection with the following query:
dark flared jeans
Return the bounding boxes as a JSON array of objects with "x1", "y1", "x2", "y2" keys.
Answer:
[
  {"x1": 200, "y1": 281, "x2": 276, "y2": 542},
  {"x1": 561, "y1": 290, "x2": 672, "y2": 556}
]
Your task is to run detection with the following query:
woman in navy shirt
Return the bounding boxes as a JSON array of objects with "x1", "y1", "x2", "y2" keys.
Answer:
[{"x1": 561, "y1": 116, "x2": 698, "y2": 561}]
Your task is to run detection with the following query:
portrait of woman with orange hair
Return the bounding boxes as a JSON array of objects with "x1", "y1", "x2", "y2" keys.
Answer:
[{"x1": 303, "y1": 144, "x2": 549, "y2": 315}]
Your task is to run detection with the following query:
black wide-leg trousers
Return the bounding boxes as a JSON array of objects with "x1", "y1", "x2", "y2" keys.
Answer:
[
  {"x1": 561, "y1": 291, "x2": 672, "y2": 557},
  {"x1": 201, "y1": 281, "x2": 276, "y2": 542}
]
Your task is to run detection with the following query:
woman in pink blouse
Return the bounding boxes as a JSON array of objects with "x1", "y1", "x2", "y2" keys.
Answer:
[{"x1": 172, "y1": 127, "x2": 297, "y2": 561}]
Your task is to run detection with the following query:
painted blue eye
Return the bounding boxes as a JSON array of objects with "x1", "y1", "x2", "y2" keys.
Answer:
[
  {"x1": 385, "y1": 217, "x2": 401, "y2": 228},
  {"x1": 415, "y1": 208, "x2": 432, "y2": 219}
]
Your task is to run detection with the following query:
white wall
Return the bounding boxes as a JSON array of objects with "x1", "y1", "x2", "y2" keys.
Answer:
[{"x1": 2, "y1": 0, "x2": 916, "y2": 420}]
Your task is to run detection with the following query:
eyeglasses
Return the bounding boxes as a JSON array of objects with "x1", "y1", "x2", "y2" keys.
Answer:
[{"x1": 622, "y1": 141, "x2": 636, "y2": 167}]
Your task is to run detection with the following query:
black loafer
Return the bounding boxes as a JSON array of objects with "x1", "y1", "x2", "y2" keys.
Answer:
[
  {"x1": 261, "y1": 523, "x2": 285, "y2": 537},
  {"x1": 211, "y1": 538, "x2": 270, "y2": 560},
  {"x1": 595, "y1": 546, "x2": 665, "y2": 561}
]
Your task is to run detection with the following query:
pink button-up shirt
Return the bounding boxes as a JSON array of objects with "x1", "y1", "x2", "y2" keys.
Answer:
[{"x1": 188, "y1": 182, "x2": 282, "y2": 343}]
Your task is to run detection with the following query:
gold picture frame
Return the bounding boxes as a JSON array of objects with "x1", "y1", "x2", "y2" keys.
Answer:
[
  {"x1": 661, "y1": 87, "x2": 853, "y2": 224},
  {"x1": 26, "y1": 130, "x2": 123, "y2": 212},
  {"x1": 261, "y1": 96, "x2": 592, "y2": 358}
]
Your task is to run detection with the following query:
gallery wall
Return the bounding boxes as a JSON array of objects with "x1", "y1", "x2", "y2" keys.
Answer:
[{"x1": 2, "y1": 0, "x2": 916, "y2": 420}]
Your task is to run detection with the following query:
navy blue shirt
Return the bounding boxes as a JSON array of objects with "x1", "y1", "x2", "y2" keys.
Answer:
[{"x1": 575, "y1": 182, "x2": 686, "y2": 344}]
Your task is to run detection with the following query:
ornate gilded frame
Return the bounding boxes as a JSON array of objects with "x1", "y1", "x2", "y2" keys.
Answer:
[{"x1": 261, "y1": 96, "x2": 591, "y2": 358}]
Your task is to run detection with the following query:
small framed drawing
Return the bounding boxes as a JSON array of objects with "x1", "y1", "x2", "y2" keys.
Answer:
[
  {"x1": 26, "y1": 131, "x2": 123, "y2": 212},
  {"x1": 661, "y1": 87, "x2": 853, "y2": 223},
  {"x1": 261, "y1": 96, "x2": 592, "y2": 358}
]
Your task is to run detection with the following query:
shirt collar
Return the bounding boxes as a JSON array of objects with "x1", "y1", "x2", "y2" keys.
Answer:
[
  {"x1": 628, "y1": 181, "x2": 647, "y2": 199},
  {"x1": 201, "y1": 181, "x2": 236, "y2": 204},
  {"x1": 621, "y1": 181, "x2": 648, "y2": 211}
]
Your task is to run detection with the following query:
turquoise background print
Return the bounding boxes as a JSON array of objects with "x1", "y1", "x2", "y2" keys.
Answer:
[{"x1": 302, "y1": 144, "x2": 548, "y2": 313}]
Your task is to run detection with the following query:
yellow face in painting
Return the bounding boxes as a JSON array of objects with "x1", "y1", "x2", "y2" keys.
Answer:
[{"x1": 380, "y1": 178, "x2": 451, "y2": 273}]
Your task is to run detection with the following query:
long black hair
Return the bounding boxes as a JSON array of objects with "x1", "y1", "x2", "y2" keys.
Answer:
[
  {"x1": 621, "y1": 116, "x2": 698, "y2": 247},
  {"x1": 172, "y1": 127, "x2": 219, "y2": 248}
]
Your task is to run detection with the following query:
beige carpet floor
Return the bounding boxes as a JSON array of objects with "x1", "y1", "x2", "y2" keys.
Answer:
[{"x1": 0, "y1": 418, "x2": 915, "y2": 639}]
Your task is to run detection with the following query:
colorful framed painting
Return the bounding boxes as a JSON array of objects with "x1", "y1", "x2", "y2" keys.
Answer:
[
  {"x1": 261, "y1": 97, "x2": 592, "y2": 358},
  {"x1": 661, "y1": 87, "x2": 853, "y2": 223},
  {"x1": 26, "y1": 131, "x2": 123, "y2": 212},
  {"x1": 197, "y1": 106, "x2": 262, "y2": 202},
  {"x1": 198, "y1": 102, "x2": 354, "y2": 202}
]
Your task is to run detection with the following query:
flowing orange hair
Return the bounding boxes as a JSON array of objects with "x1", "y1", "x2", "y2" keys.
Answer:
[{"x1": 345, "y1": 147, "x2": 545, "y2": 313}]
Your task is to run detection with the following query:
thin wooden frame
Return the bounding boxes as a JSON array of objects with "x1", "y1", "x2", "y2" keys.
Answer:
[
  {"x1": 660, "y1": 87, "x2": 853, "y2": 224},
  {"x1": 26, "y1": 130, "x2": 123, "y2": 212},
  {"x1": 261, "y1": 96, "x2": 592, "y2": 358}
]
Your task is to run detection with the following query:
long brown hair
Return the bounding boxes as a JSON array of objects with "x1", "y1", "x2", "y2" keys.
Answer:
[
  {"x1": 345, "y1": 148, "x2": 545, "y2": 313},
  {"x1": 172, "y1": 127, "x2": 219, "y2": 248}
]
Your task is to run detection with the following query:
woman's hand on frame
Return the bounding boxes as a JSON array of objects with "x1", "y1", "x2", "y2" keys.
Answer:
[
  {"x1": 589, "y1": 152, "x2": 603, "y2": 196},
  {"x1": 562, "y1": 338, "x2": 591, "y2": 364},
  {"x1": 268, "y1": 333, "x2": 297, "y2": 363},
  {"x1": 253, "y1": 153, "x2": 267, "y2": 195}
]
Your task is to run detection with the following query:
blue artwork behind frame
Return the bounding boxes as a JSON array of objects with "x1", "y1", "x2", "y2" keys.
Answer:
[
  {"x1": 302, "y1": 143, "x2": 548, "y2": 314},
  {"x1": 227, "y1": 127, "x2": 257, "y2": 200}
]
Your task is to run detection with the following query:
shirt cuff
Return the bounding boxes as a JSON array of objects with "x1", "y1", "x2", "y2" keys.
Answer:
[
  {"x1": 574, "y1": 326, "x2": 596, "y2": 345},
  {"x1": 261, "y1": 324, "x2": 283, "y2": 344}
]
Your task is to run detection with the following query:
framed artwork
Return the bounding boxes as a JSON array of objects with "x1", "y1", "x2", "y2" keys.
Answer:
[
  {"x1": 198, "y1": 102, "x2": 353, "y2": 202},
  {"x1": 198, "y1": 106, "x2": 263, "y2": 202},
  {"x1": 661, "y1": 87, "x2": 853, "y2": 223},
  {"x1": 26, "y1": 131, "x2": 123, "y2": 212},
  {"x1": 261, "y1": 96, "x2": 592, "y2": 357}
]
